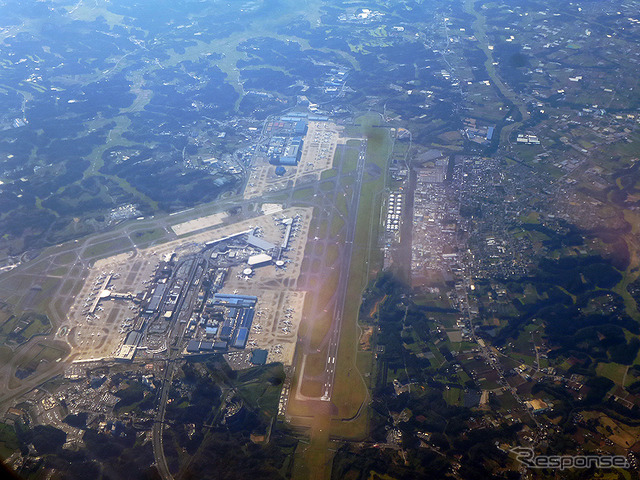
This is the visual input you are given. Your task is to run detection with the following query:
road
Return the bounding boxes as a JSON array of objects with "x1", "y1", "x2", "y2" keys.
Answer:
[
  {"x1": 151, "y1": 254, "x2": 204, "y2": 480},
  {"x1": 152, "y1": 358, "x2": 175, "y2": 480}
]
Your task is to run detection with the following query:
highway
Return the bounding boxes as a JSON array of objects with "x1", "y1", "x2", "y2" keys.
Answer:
[
  {"x1": 152, "y1": 359, "x2": 174, "y2": 480},
  {"x1": 151, "y1": 255, "x2": 204, "y2": 480}
]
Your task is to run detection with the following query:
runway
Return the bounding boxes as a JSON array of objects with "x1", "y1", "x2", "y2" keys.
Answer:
[
  {"x1": 293, "y1": 138, "x2": 368, "y2": 402},
  {"x1": 320, "y1": 139, "x2": 367, "y2": 401}
]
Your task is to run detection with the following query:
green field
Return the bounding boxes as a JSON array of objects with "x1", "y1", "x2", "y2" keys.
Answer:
[
  {"x1": 341, "y1": 143, "x2": 361, "y2": 173},
  {"x1": 289, "y1": 114, "x2": 393, "y2": 479},
  {"x1": 130, "y1": 228, "x2": 167, "y2": 247},
  {"x1": 320, "y1": 168, "x2": 337, "y2": 180},
  {"x1": 596, "y1": 362, "x2": 628, "y2": 386},
  {"x1": 0, "y1": 312, "x2": 51, "y2": 346},
  {"x1": 444, "y1": 386, "x2": 464, "y2": 406},
  {"x1": 0, "y1": 423, "x2": 19, "y2": 458},
  {"x1": 83, "y1": 237, "x2": 130, "y2": 259},
  {"x1": 293, "y1": 187, "x2": 315, "y2": 201}
]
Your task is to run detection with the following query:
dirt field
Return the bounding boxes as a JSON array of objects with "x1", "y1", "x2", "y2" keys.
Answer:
[{"x1": 170, "y1": 212, "x2": 228, "y2": 236}]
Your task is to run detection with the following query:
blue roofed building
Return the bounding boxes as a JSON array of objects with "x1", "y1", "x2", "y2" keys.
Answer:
[
  {"x1": 205, "y1": 326, "x2": 218, "y2": 337},
  {"x1": 294, "y1": 120, "x2": 308, "y2": 135},
  {"x1": 220, "y1": 326, "x2": 233, "y2": 340},
  {"x1": 240, "y1": 309, "x2": 255, "y2": 329},
  {"x1": 213, "y1": 341, "x2": 228, "y2": 351},
  {"x1": 145, "y1": 283, "x2": 166, "y2": 314},
  {"x1": 187, "y1": 340, "x2": 201, "y2": 353},
  {"x1": 278, "y1": 155, "x2": 298, "y2": 166},
  {"x1": 213, "y1": 293, "x2": 258, "y2": 305},
  {"x1": 233, "y1": 327, "x2": 249, "y2": 349},
  {"x1": 250, "y1": 349, "x2": 269, "y2": 365}
]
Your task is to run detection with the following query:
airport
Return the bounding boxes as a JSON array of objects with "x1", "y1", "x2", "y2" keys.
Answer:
[{"x1": 67, "y1": 206, "x2": 312, "y2": 367}]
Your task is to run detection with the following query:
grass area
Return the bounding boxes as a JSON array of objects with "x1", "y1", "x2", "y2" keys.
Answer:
[
  {"x1": 0, "y1": 312, "x2": 51, "y2": 346},
  {"x1": 0, "y1": 423, "x2": 19, "y2": 458},
  {"x1": 83, "y1": 237, "x2": 129, "y2": 259},
  {"x1": 113, "y1": 381, "x2": 152, "y2": 414},
  {"x1": 336, "y1": 195, "x2": 348, "y2": 217},
  {"x1": 48, "y1": 267, "x2": 69, "y2": 277},
  {"x1": 236, "y1": 364, "x2": 284, "y2": 419},
  {"x1": 55, "y1": 252, "x2": 78, "y2": 265},
  {"x1": 310, "y1": 259, "x2": 322, "y2": 274},
  {"x1": 356, "y1": 350, "x2": 374, "y2": 388},
  {"x1": 320, "y1": 180, "x2": 335, "y2": 192},
  {"x1": 596, "y1": 362, "x2": 628, "y2": 386},
  {"x1": 21, "y1": 314, "x2": 52, "y2": 340},
  {"x1": 366, "y1": 472, "x2": 398, "y2": 480},
  {"x1": 614, "y1": 263, "x2": 640, "y2": 322},
  {"x1": 58, "y1": 279, "x2": 78, "y2": 297},
  {"x1": 458, "y1": 370, "x2": 471, "y2": 385},
  {"x1": 321, "y1": 168, "x2": 337, "y2": 180},
  {"x1": 317, "y1": 218, "x2": 328, "y2": 238},
  {"x1": 591, "y1": 413, "x2": 640, "y2": 450},
  {"x1": 330, "y1": 216, "x2": 345, "y2": 238},
  {"x1": 0, "y1": 347, "x2": 13, "y2": 368},
  {"x1": 285, "y1": 111, "x2": 420, "y2": 472},
  {"x1": 331, "y1": 115, "x2": 391, "y2": 418},
  {"x1": 11, "y1": 342, "x2": 69, "y2": 389},
  {"x1": 413, "y1": 294, "x2": 453, "y2": 312},
  {"x1": 463, "y1": 0, "x2": 529, "y2": 147},
  {"x1": 33, "y1": 277, "x2": 64, "y2": 315},
  {"x1": 341, "y1": 145, "x2": 360, "y2": 174},
  {"x1": 291, "y1": 115, "x2": 392, "y2": 478},
  {"x1": 444, "y1": 386, "x2": 464, "y2": 406},
  {"x1": 507, "y1": 351, "x2": 536, "y2": 367},
  {"x1": 1, "y1": 316, "x2": 21, "y2": 337},
  {"x1": 446, "y1": 341, "x2": 479, "y2": 353},
  {"x1": 292, "y1": 187, "x2": 314, "y2": 201},
  {"x1": 130, "y1": 227, "x2": 167, "y2": 247},
  {"x1": 81, "y1": 115, "x2": 159, "y2": 212},
  {"x1": 267, "y1": 192, "x2": 290, "y2": 203},
  {"x1": 429, "y1": 344, "x2": 446, "y2": 366},
  {"x1": 326, "y1": 245, "x2": 339, "y2": 266},
  {"x1": 66, "y1": 1, "x2": 125, "y2": 26},
  {"x1": 496, "y1": 391, "x2": 520, "y2": 411},
  {"x1": 478, "y1": 377, "x2": 502, "y2": 390}
]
